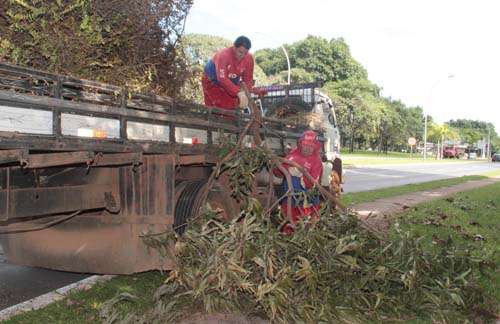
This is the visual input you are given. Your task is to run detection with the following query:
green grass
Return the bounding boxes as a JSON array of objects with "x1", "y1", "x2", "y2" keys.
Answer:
[
  {"x1": 394, "y1": 182, "x2": 500, "y2": 305},
  {"x1": 5, "y1": 272, "x2": 164, "y2": 324},
  {"x1": 341, "y1": 175, "x2": 487, "y2": 206}
]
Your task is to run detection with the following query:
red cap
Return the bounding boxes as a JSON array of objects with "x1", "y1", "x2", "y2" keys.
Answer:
[{"x1": 298, "y1": 130, "x2": 321, "y2": 151}]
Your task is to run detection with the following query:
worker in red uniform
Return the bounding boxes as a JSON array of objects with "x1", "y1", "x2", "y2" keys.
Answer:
[
  {"x1": 202, "y1": 36, "x2": 266, "y2": 110},
  {"x1": 274, "y1": 130, "x2": 323, "y2": 234}
]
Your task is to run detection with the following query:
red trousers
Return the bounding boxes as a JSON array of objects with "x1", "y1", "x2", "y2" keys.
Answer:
[
  {"x1": 280, "y1": 204, "x2": 320, "y2": 234},
  {"x1": 201, "y1": 74, "x2": 238, "y2": 110}
]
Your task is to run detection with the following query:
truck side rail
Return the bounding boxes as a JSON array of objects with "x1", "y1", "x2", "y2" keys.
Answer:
[{"x1": 0, "y1": 62, "x2": 311, "y2": 156}]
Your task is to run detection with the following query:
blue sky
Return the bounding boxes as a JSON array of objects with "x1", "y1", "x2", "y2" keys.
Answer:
[{"x1": 185, "y1": 0, "x2": 500, "y2": 134}]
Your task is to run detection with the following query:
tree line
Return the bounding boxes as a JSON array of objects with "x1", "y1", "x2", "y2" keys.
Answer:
[
  {"x1": 1, "y1": 2, "x2": 497, "y2": 153},
  {"x1": 181, "y1": 34, "x2": 498, "y2": 153},
  {"x1": 252, "y1": 35, "x2": 498, "y2": 153}
]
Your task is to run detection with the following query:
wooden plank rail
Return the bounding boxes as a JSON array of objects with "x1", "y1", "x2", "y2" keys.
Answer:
[{"x1": 0, "y1": 62, "x2": 311, "y2": 155}]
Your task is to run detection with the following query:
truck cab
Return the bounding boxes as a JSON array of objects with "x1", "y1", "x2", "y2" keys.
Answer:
[{"x1": 252, "y1": 82, "x2": 341, "y2": 161}]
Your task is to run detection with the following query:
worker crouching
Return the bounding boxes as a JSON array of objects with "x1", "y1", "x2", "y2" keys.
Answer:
[{"x1": 274, "y1": 130, "x2": 323, "y2": 234}]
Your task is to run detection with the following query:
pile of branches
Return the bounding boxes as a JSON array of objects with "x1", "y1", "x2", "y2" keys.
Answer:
[
  {"x1": 105, "y1": 196, "x2": 496, "y2": 323},
  {"x1": 0, "y1": 0, "x2": 193, "y2": 97},
  {"x1": 101, "y1": 97, "x2": 496, "y2": 323},
  {"x1": 102, "y1": 144, "x2": 496, "y2": 323},
  {"x1": 264, "y1": 100, "x2": 323, "y2": 127}
]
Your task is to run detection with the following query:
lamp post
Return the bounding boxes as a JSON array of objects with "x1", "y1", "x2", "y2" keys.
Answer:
[
  {"x1": 423, "y1": 74, "x2": 455, "y2": 160},
  {"x1": 254, "y1": 32, "x2": 291, "y2": 85},
  {"x1": 348, "y1": 106, "x2": 355, "y2": 153},
  {"x1": 487, "y1": 126, "x2": 491, "y2": 160}
]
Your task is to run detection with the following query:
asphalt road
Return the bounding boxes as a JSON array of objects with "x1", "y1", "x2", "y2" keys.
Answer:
[
  {"x1": 0, "y1": 245, "x2": 89, "y2": 310},
  {"x1": 1, "y1": 160, "x2": 499, "y2": 312},
  {"x1": 343, "y1": 161, "x2": 500, "y2": 193}
]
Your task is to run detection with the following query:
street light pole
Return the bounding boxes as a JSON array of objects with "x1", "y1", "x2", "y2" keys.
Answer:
[
  {"x1": 349, "y1": 106, "x2": 355, "y2": 153},
  {"x1": 487, "y1": 126, "x2": 491, "y2": 159},
  {"x1": 423, "y1": 114, "x2": 428, "y2": 159},
  {"x1": 423, "y1": 74, "x2": 455, "y2": 160},
  {"x1": 254, "y1": 32, "x2": 291, "y2": 85}
]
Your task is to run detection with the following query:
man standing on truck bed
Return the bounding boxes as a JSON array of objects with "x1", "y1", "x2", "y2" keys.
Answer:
[{"x1": 202, "y1": 36, "x2": 266, "y2": 110}]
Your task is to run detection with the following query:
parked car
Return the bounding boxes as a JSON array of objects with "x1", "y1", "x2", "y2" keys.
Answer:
[
  {"x1": 443, "y1": 146, "x2": 459, "y2": 158},
  {"x1": 468, "y1": 152, "x2": 477, "y2": 159},
  {"x1": 492, "y1": 153, "x2": 500, "y2": 162}
]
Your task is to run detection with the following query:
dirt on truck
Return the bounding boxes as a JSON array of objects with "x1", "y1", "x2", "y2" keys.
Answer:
[{"x1": 0, "y1": 62, "x2": 342, "y2": 274}]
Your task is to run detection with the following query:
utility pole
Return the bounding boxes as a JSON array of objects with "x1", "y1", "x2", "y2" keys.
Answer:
[
  {"x1": 424, "y1": 74, "x2": 455, "y2": 160},
  {"x1": 487, "y1": 127, "x2": 491, "y2": 160},
  {"x1": 349, "y1": 106, "x2": 354, "y2": 153},
  {"x1": 423, "y1": 115, "x2": 428, "y2": 159}
]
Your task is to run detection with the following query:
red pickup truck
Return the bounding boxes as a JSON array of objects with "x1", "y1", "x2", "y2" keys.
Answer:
[{"x1": 443, "y1": 146, "x2": 460, "y2": 158}]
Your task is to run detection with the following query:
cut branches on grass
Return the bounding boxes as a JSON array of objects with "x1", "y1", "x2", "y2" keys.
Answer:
[
  {"x1": 124, "y1": 197, "x2": 497, "y2": 323},
  {"x1": 102, "y1": 98, "x2": 497, "y2": 323},
  {"x1": 105, "y1": 138, "x2": 497, "y2": 323},
  {"x1": 6, "y1": 97, "x2": 499, "y2": 323},
  {"x1": 7, "y1": 178, "x2": 500, "y2": 324},
  {"x1": 394, "y1": 182, "x2": 500, "y2": 311}
]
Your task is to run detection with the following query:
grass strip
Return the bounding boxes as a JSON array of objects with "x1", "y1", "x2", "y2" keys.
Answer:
[
  {"x1": 393, "y1": 181, "x2": 500, "y2": 307},
  {"x1": 5, "y1": 272, "x2": 164, "y2": 324},
  {"x1": 342, "y1": 175, "x2": 487, "y2": 206}
]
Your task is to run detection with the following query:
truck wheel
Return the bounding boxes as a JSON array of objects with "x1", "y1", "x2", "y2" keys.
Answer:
[
  {"x1": 174, "y1": 178, "x2": 239, "y2": 234},
  {"x1": 174, "y1": 180, "x2": 206, "y2": 234}
]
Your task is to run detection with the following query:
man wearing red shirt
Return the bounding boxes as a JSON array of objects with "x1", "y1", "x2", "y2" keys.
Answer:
[
  {"x1": 273, "y1": 130, "x2": 323, "y2": 234},
  {"x1": 202, "y1": 36, "x2": 265, "y2": 110}
]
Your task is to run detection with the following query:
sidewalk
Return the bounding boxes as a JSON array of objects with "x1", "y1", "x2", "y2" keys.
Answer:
[{"x1": 351, "y1": 177, "x2": 500, "y2": 231}]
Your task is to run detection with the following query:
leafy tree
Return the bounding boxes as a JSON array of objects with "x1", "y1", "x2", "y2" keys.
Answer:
[
  {"x1": 267, "y1": 68, "x2": 315, "y2": 84},
  {"x1": 0, "y1": 0, "x2": 193, "y2": 97},
  {"x1": 428, "y1": 123, "x2": 459, "y2": 144},
  {"x1": 254, "y1": 35, "x2": 498, "y2": 153},
  {"x1": 254, "y1": 47, "x2": 287, "y2": 77},
  {"x1": 255, "y1": 35, "x2": 367, "y2": 83},
  {"x1": 183, "y1": 34, "x2": 230, "y2": 65},
  {"x1": 445, "y1": 119, "x2": 497, "y2": 146}
]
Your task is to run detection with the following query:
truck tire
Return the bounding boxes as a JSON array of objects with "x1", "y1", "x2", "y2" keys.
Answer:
[
  {"x1": 174, "y1": 180, "x2": 206, "y2": 234},
  {"x1": 174, "y1": 178, "x2": 239, "y2": 234}
]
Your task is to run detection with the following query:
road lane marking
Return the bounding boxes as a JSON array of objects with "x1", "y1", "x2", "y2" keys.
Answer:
[{"x1": 346, "y1": 169, "x2": 405, "y2": 178}]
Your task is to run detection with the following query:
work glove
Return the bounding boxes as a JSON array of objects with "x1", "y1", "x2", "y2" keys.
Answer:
[
  {"x1": 237, "y1": 91, "x2": 248, "y2": 108},
  {"x1": 288, "y1": 167, "x2": 302, "y2": 177}
]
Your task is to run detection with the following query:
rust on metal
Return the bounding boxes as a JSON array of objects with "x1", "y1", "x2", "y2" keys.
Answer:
[
  {"x1": 26, "y1": 151, "x2": 94, "y2": 168},
  {"x1": 91, "y1": 152, "x2": 142, "y2": 167},
  {"x1": 177, "y1": 154, "x2": 207, "y2": 165},
  {"x1": 0, "y1": 149, "x2": 27, "y2": 165},
  {"x1": 1, "y1": 213, "x2": 173, "y2": 274},
  {"x1": 0, "y1": 184, "x2": 117, "y2": 220}
]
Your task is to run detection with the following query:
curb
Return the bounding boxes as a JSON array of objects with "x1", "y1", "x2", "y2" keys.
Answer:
[{"x1": 0, "y1": 275, "x2": 115, "y2": 322}]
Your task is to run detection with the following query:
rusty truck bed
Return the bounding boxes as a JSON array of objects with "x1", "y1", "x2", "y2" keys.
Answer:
[{"x1": 0, "y1": 62, "x2": 317, "y2": 273}]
